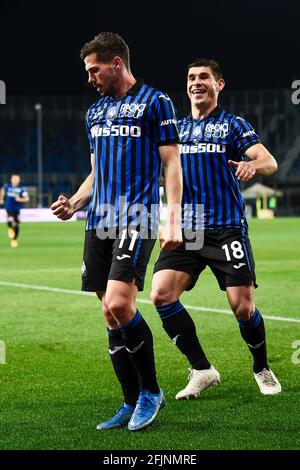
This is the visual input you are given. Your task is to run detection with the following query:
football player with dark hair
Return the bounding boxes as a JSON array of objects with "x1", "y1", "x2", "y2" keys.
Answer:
[{"x1": 151, "y1": 58, "x2": 281, "y2": 399}]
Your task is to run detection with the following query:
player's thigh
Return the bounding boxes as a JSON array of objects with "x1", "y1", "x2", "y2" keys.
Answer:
[{"x1": 153, "y1": 241, "x2": 205, "y2": 294}]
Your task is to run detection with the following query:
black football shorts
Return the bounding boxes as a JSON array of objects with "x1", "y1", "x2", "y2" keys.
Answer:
[
  {"x1": 81, "y1": 230, "x2": 156, "y2": 292},
  {"x1": 153, "y1": 228, "x2": 257, "y2": 291}
]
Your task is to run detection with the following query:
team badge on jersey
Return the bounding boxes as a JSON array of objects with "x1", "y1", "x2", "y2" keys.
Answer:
[
  {"x1": 107, "y1": 107, "x2": 117, "y2": 119},
  {"x1": 193, "y1": 127, "x2": 202, "y2": 139}
]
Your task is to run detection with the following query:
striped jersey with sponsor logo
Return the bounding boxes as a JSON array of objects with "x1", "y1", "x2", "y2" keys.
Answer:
[
  {"x1": 85, "y1": 80, "x2": 179, "y2": 230},
  {"x1": 179, "y1": 106, "x2": 260, "y2": 231}
]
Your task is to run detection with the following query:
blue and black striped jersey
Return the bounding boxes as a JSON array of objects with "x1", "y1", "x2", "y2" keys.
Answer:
[
  {"x1": 2, "y1": 184, "x2": 28, "y2": 213},
  {"x1": 85, "y1": 80, "x2": 179, "y2": 230},
  {"x1": 179, "y1": 106, "x2": 260, "y2": 231}
]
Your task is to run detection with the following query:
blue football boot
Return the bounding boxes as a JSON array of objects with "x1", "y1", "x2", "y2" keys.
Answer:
[
  {"x1": 96, "y1": 403, "x2": 134, "y2": 430},
  {"x1": 128, "y1": 388, "x2": 165, "y2": 431}
]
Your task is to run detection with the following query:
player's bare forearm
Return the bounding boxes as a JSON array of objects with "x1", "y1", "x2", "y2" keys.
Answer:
[
  {"x1": 253, "y1": 156, "x2": 278, "y2": 176},
  {"x1": 160, "y1": 145, "x2": 182, "y2": 216},
  {"x1": 69, "y1": 153, "x2": 95, "y2": 213},
  {"x1": 164, "y1": 158, "x2": 182, "y2": 223},
  {"x1": 69, "y1": 171, "x2": 94, "y2": 212},
  {"x1": 159, "y1": 144, "x2": 183, "y2": 250},
  {"x1": 229, "y1": 143, "x2": 278, "y2": 181},
  {"x1": 51, "y1": 158, "x2": 94, "y2": 220},
  {"x1": 247, "y1": 143, "x2": 278, "y2": 175},
  {"x1": 165, "y1": 159, "x2": 183, "y2": 203}
]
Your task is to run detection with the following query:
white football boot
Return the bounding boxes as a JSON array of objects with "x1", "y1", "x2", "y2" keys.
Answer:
[
  {"x1": 175, "y1": 365, "x2": 221, "y2": 400},
  {"x1": 254, "y1": 368, "x2": 282, "y2": 395}
]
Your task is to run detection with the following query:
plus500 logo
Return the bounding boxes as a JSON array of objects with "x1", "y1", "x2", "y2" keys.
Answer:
[
  {"x1": 181, "y1": 143, "x2": 226, "y2": 154},
  {"x1": 91, "y1": 125, "x2": 141, "y2": 138}
]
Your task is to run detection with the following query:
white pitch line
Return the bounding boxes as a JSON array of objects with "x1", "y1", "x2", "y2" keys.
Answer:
[
  {"x1": 0, "y1": 280, "x2": 95, "y2": 297},
  {"x1": 0, "y1": 280, "x2": 299, "y2": 324},
  {"x1": 0, "y1": 268, "x2": 80, "y2": 274}
]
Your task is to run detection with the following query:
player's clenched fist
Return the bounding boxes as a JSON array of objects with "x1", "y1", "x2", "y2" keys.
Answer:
[{"x1": 50, "y1": 194, "x2": 74, "y2": 220}]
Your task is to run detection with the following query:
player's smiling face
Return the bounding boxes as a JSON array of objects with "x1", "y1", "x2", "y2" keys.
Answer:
[
  {"x1": 187, "y1": 66, "x2": 224, "y2": 109},
  {"x1": 84, "y1": 53, "x2": 118, "y2": 97}
]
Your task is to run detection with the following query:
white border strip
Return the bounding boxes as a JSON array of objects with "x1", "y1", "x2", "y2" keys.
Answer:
[{"x1": 0, "y1": 280, "x2": 299, "y2": 324}]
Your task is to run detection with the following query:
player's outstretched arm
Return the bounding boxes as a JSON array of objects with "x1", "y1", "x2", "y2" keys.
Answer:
[
  {"x1": 51, "y1": 154, "x2": 95, "y2": 220},
  {"x1": 228, "y1": 143, "x2": 278, "y2": 181},
  {"x1": 159, "y1": 144, "x2": 183, "y2": 251}
]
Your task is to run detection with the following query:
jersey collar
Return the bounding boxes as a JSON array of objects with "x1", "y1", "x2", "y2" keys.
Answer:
[
  {"x1": 106, "y1": 79, "x2": 144, "y2": 102},
  {"x1": 125, "y1": 78, "x2": 144, "y2": 96},
  {"x1": 188, "y1": 105, "x2": 222, "y2": 122}
]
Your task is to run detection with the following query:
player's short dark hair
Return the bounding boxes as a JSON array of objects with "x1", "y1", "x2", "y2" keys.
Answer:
[
  {"x1": 80, "y1": 32, "x2": 130, "y2": 69},
  {"x1": 188, "y1": 58, "x2": 223, "y2": 80}
]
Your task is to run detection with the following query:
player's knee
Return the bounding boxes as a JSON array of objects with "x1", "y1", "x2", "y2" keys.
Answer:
[
  {"x1": 150, "y1": 286, "x2": 175, "y2": 307},
  {"x1": 106, "y1": 297, "x2": 130, "y2": 318},
  {"x1": 233, "y1": 302, "x2": 253, "y2": 321},
  {"x1": 102, "y1": 303, "x2": 116, "y2": 327}
]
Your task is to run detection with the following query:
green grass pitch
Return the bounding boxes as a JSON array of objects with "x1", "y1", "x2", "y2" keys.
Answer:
[{"x1": 0, "y1": 218, "x2": 299, "y2": 450}]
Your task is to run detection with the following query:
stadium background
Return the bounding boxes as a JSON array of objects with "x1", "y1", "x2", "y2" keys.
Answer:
[
  {"x1": 1, "y1": 89, "x2": 299, "y2": 214},
  {"x1": 0, "y1": 0, "x2": 300, "y2": 455},
  {"x1": 1, "y1": 1, "x2": 299, "y2": 212}
]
